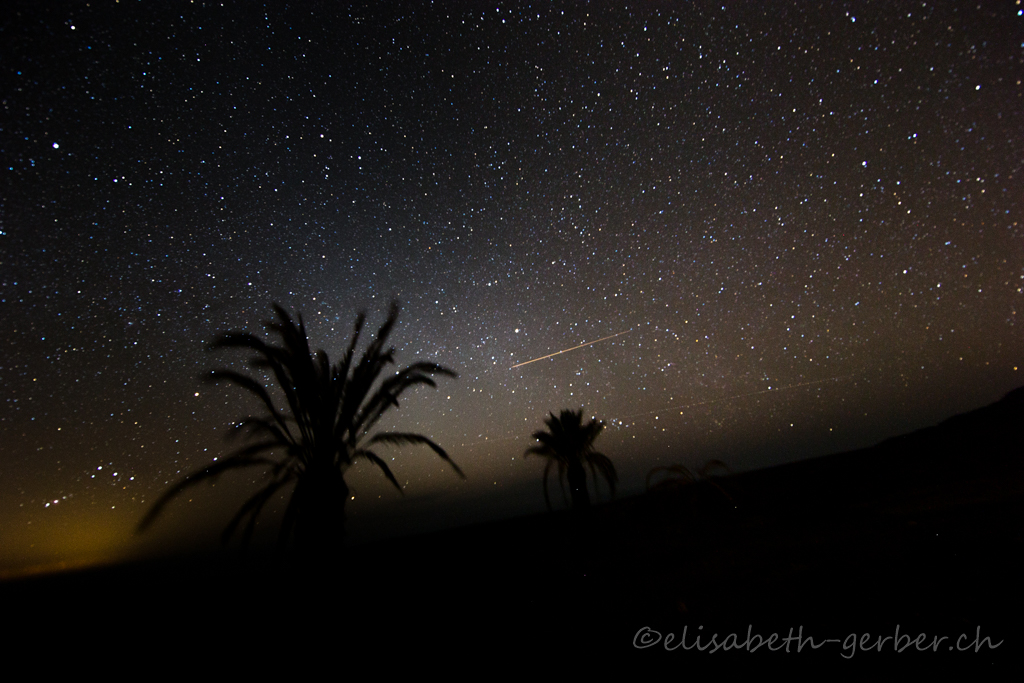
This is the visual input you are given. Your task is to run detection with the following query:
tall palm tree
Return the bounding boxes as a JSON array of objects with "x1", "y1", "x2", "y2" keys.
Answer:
[
  {"x1": 138, "y1": 301, "x2": 463, "y2": 559},
  {"x1": 525, "y1": 409, "x2": 617, "y2": 510}
]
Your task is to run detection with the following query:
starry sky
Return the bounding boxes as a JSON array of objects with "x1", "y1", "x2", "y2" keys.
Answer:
[{"x1": 2, "y1": 1, "x2": 1022, "y2": 576}]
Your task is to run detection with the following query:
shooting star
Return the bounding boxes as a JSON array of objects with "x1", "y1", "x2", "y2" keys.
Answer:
[{"x1": 511, "y1": 329, "x2": 633, "y2": 369}]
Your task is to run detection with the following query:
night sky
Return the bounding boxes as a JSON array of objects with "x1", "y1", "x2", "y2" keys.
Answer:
[{"x1": 2, "y1": 1, "x2": 1022, "y2": 576}]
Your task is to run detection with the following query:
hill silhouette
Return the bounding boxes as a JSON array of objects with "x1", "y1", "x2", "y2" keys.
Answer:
[{"x1": 3, "y1": 387, "x2": 1022, "y2": 674}]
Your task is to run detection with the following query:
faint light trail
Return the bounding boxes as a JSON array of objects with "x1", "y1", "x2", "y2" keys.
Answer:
[
  {"x1": 510, "y1": 329, "x2": 633, "y2": 369},
  {"x1": 611, "y1": 375, "x2": 857, "y2": 423},
  {"x1": 458, "y1": 434, "x2": 523, "y2": 449}
]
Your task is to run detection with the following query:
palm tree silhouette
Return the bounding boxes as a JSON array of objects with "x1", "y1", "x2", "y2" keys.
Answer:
[
  {"x1": 138, "y1": 301, "x2": 463, "y2": 559},
  {"x1": 646, "y1": 459, "x2": 731, "y2": 492},
  {"x1": 646, "y1": 459, "x2": 736, "y2": 508},
  {"x1": 525, "y1": 409, "x2": 617, "y2": 510}
]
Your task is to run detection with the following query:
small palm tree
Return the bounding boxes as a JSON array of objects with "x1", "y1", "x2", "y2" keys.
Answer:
[
  {"x1": 525, "y1": 409, "x2": 617, "y2": 510},
  {"x1": 646, "y1": 459, "x2": 731, "y2": 492},
  {"x1": 138, "y1": 301, "x2": 463, "y2": 559},
  {"x1": 646, "y1": 459, "x2": 735, "y2": 507}
]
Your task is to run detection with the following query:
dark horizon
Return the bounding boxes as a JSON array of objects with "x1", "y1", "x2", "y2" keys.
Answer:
[
  {"x1": 1, "y1": 2, "x2": 1022, "y2": 577},
  {"x1": 4, "y1": 379, "x2": 1020, "y2": 579}
]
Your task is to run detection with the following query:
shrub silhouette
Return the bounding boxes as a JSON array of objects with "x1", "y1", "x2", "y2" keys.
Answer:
[
  {"x1": 525, "y1": 409, "x2": 616, "y2": 510},
  {"x1": 138, "y1": 301, "x2": 463, "y2": 559}
]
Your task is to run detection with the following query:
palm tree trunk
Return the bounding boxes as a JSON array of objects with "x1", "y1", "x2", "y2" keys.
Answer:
[
  {"x1": 566, "y1": 457, "x2": 591, "y2": 509},
  {"x1": 291, "y1": 462, "x2": 348, "y2": 565}
]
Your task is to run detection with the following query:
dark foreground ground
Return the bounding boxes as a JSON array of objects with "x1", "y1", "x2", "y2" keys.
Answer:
[{"x1": 5, "y1": 388, "x2": 1023, "y2": 677}]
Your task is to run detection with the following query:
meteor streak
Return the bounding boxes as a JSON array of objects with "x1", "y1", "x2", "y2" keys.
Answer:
[{"x1": 511, "y1": 329, "x2": 633, "y2": 369}]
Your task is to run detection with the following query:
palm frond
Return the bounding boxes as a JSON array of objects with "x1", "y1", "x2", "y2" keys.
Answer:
[
  {"x1": 354, "y1": 449, "x2": 403, "y2": 492},
  {"x1": 558, "y1": 460, "x2": 569, "y2": 507},
  {"x1": 525, "y1": 444, "x2": 557, "y2": 459},
  {"x1": 221, "y1": 472, "x2": 296, "y2": 548},
  {"x1": 645, "y1": 460, "x2": 734, "y2": 505},
  {"x1": 588, "y1": 452, "x2": 617, "y2": 490},
  {"x1": 220, "y1": 439, "x2": 288, "y2": 462},
  {"x1": 207, "y1": 331, "x2": 274, "y2": 355},
  {"x1": 542, "y1": 459, "x2": 554, "y2": 511},
  {"x1": 646, "y1": 464, "x2": 696, "y2": 490},
  {"x1": 205, "y1": 370, "x2": 295, "y2": 442},
  {"x1": 136, "y1": 455, "x2": 277, "y2": 532},
  {"x1": 355, "y1": 362, "x2": 458, "y2": 436},
  {"x1": 367, "y1": 432, "x2": 466, "y2": 478},
  {"x1": 230, "y1": 417, "x2": 294, "y2": 448}
]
